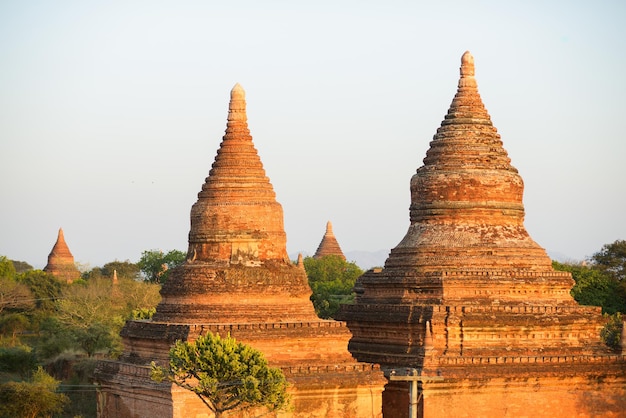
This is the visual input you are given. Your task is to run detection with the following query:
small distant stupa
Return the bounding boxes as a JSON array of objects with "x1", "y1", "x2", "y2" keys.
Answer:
[
  {"x1": 313, "y1": 221, "x2": 346, "y2": 260},
  {"x1": 43, "y1": 228, "x2": 80, "y2": 283}
]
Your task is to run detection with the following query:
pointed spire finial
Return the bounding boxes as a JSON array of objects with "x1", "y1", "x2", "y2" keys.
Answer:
[
  {"x1": 297, "y1": 253, "x2": 305, "y2": 269},
  {"x1": 228, "y1": 83, "x2": 247, "y2": 123},
  {"x1": 461, "y1": 51, "x2": 474, "y2": 76},
  {"x1": 326, "y1": 221, "x2": 335, "y2": 237},
  {"x1": 458, "y1": 51, "x2": 477, "y2": 88}
]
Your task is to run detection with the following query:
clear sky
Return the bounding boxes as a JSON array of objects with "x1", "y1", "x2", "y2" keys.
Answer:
[{"x1": 1, "y1": 1, "x2": 624, "y2": 269}]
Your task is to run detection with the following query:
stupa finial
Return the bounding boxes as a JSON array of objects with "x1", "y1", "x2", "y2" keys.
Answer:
[
  {"x1": 458, "y1": 50, "x2": 477, "y2": 88},
  {"x1": 228, "y1": 83, "x2": 247, "y2": 123},
  {"x1": 326, "y1": 221, "x2": 335, "y2": 237},
  {"x1": 461, "y1": 51, "x2": 474, "y2": 76}
]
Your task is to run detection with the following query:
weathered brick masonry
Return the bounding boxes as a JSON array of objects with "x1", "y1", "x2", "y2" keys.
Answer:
[
  {"x1": 338, "y1": 52, "x2": 626, "y2": 418},
  {"x1": 95, "y1": 84, "x2": 385, "y2": 418}
]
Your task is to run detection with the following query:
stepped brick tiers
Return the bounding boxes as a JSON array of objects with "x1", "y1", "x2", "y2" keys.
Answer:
[
  {"x1": 314, "y1": 221, "x2": 346, "y2": 260},
  {"x1": 338, "y1": 52, "x2": 626, "y2": 418},
  {"x1": 43, "y1": 228, "x2": 80, "y2": 283},
  {"x1": 95, "y1": 84, "x2": 385, "y2": 418}
]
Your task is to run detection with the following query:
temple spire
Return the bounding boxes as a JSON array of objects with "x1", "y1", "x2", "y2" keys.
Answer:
[
  {"x1": 313, "y1": 221, "x2": 346, "y2": 260},
  {"x1": 43, "y1": 228, "x2": 80, "y2": 283},
  {"x1": 187, "y1": 84, "x2": 288, "y2": 265},
  {"x1": 391, "y1": 51, "x2": 553, "y2": 275}
]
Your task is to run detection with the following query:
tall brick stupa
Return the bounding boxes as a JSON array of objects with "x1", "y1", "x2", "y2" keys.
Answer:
[
  {"x1": 95, "y1": 84, "x2": 385, "y2": 418},
  {"x1": 43, "y1": 228, "x2": 80, "y2": 283},
  {"x1": 339, "y1": 52, "x2": 626, "y2": 417},
  {"x1": 314, "y1": 221, "x2": 346, "y2": 260}
]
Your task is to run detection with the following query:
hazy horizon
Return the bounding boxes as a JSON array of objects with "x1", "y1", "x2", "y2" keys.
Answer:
[{"x1": 2, "y1": 1, "x2": 624, "y2": 270}]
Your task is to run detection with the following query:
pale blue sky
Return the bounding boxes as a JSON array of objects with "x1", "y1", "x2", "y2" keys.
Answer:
[{"x1": 1, "y1": 1, "x2": 624, "y2": 269}]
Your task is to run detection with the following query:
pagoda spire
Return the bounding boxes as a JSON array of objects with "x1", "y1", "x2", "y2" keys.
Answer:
[
  {"x1": 384, "y1": 51, "x2": 553, "y2": 274},
  {"x1": 43, "y1": 228, "x2": 80, "y2": 283},
  {"x1": 187, "y1": 83, "x2": 288, "y2": 265},
  {"x1": 313, "y1": 221, "x2": 346, "y2": 260}
]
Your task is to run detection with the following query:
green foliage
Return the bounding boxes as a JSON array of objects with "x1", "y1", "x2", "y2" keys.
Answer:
[
  {"x1": 0, "y1": 276, "x2": 34, "y2": 315},
  {"x1": 137, "y1": 249, "x2": 186, "y2": 283},
  {"x1": 151, "y1": 332, "x2": 289, "y2": 417},
  {"x1": 34, "y1": 317, "x2": 74, "y2": 360},
  {"x1": 0, "y1": 313, "x2": 30, "y2": 344},
  {"x1": 17, "y1": 270, "x2": 63, "y2": 314},
  {"x1": 0, "y1": 345, "x2": 37, "y2": 379},
  {"x1": 131, "y1": 307, "x2": 156, "y2": 320},
  {"x1": 72, "y1": 322, "x2": 115, "y2": 358},
  {"x1": 52, "y1": 276, "x2": 159, "y2": 358},
  {"x1": 600, "y1": 313, "x2": 623, "y2": 351},
  {"x1": 591, "y1": 239, "x2": 626, "y2": 282},
  {"x1": 302, "y1": 255, "x2": 363, "y2": 319},
  {"x1": 0, "y1": 366, "x2": 69, "y2": 418},
  {"x1": 0, "y1": 256, "x2": 16, "y2": 279},
  {"x1": 82, "y1": 260, "x2": 140, "y2": 282},
  {"x1": 553, "y1": 261, "x2": 626, "y2": 314}
]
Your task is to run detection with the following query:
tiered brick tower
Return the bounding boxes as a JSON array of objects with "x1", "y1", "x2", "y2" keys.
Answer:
[
  {"x1": 314, "y1": 221, "x2": 346, "y2": 260},
  {"x1": 43, "y1": 228, "x2": 80, "y2": 283},
  {"x1": 95, "y1": 84, "x2": 385, "y2": 418},
  {"x1": 339, "y1": 52, "x2": 626, "y2": 417}
]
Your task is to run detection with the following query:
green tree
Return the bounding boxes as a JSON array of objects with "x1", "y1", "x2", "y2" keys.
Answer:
[
  {"x1": 151, "y1": 332, "x2": 289, "y2": 418},
  {"x1": 591, "y1": 239, "x2": 626, "y2": 282},
  {"x1": 0, "y1": 366, "x2": 69, "y2": 418},
  {"x1": 137, "y1": 249, "x2": 186, "y2": 283},
  {"x1": 553, "y1": 261, "x2": 626, "y2": 314},
  {"x1": 600, "y1": 312, "x2": 623, "y2": 351},
  {"x1": 35, "y1": 317, "x2": 74, "y2": 360},
  {"x1": 0, "y1": 345, "x2": 37, "y2": 379},
  {"x1": 0, "y1": 255, "x2": 15, "y2": 279},
  {"x1": 82, "y1": 260, "x2": 141, "y2": 282},
  {"x1": 0, "y1": 313, "x2": 30, "y2": 345},
  {"x1": 17, "y1": 270, "x2": 63, "y2": 314},
  {"x1": 0, "y1": 256, "x2": 16, "y2": 279},
  {"x1": 0, "y1": 276, "x2": 34, "y2": 315},
  {"x1": 302, "y1": 255, "x2": 363, "y2": 319},
  {"x1": 48, "y1": 276, "x2": 161, "y2": 358},
  {"x1": 55, "y1": 278, "x2": 123, "y2": 357}
]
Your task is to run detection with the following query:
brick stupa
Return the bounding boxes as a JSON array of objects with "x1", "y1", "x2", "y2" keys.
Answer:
[
  {"x1": 43, "y1": 228, "x2": 80, "y2": 283},
  {"x1": 339, "y1": 52, "x2": 626, "y2": 417},
  {"x1": 314, "y1": 221, "x2": 346, "y2": 260},
  {"x1": 95, "y1": 84, "x2": 385, "y2": 418}
]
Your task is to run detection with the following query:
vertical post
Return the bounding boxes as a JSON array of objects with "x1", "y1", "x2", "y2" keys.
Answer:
[{"x1": 409, "y1": 368, "x2": 418, "y2": 418}]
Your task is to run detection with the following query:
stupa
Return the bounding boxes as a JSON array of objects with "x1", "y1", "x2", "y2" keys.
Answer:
[
  {"x1": 339, "y1": 52, "x2": 626, "y2": 417},
  {"x1": 95, "y1": 84, "x2": 385, "y2": 418},
  {"x1": 313, "y1": 221, "x2": 346, "y2": 260},
  {"x1": 43, "y1": 228, "x2": 80, "y2": 283}
]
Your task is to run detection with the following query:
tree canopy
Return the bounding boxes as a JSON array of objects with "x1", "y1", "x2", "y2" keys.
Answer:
[
  {"x1": 82, "y1": 260, "x2": 140, "y2": 281},
  {"x1": 302, "y1": 255, "x2": 363, "y2": 319},
  {"x1": 590, "y1": 239, "x2": 626, "y2": 282},
  {"x1": 137, "y1": 249, "x2": 186, "y2": 283},
  {"x1": 553, "y1": 261, "x2": 626, "y2": 315},
  {"x1": 0, "y1": 366, "x2": 69, "y2": 418},
  {"x1": 151, "y1": 332, "x2": 289, "y2": 418}
]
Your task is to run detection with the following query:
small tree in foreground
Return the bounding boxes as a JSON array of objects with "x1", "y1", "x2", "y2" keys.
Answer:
[
  {"x1": 151, "y1": 332, "x2": 290, "y2": 418},
  {"x1": 0, "y1": 366, "x2": 69, "y2": 418}
]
